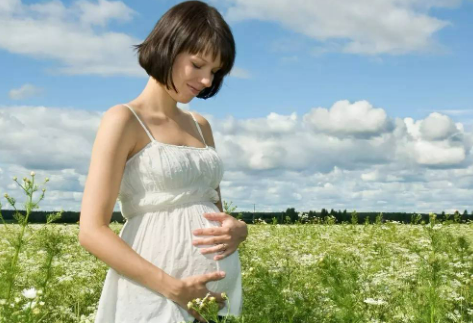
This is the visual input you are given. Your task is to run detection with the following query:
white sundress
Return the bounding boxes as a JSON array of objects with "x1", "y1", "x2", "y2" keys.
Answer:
[{"x1": 93, "y1": 104, "x2": 243, "y2": 323}]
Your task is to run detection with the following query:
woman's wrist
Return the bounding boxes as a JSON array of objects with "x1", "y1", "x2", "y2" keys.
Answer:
[
  {"x1": 165, "y1": 275, "x2": 185, "y2": 302},
  {"x1": 144, "y1": 264, "x2": 184, "y2": 301}
]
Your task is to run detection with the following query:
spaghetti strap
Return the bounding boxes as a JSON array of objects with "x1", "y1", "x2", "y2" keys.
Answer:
[
  {"x1": 123, "y1": 104, "x2": 155, "y2": 142},
  {"x1": 188, "y1": 112, "x2": 207, "y2": 146}
]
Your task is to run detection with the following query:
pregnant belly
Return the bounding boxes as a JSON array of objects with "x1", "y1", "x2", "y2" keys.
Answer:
[
  {"x1": 193, "y1": 247, "x2": 241, "y2": 294},
  {"x1": 163, "y1": 202, "x2": 241, "y2": 294}
]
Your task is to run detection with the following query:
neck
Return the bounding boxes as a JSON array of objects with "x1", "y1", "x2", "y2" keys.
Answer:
[{"x1": 130, "y1": 77, "x2": 182, "y2": 119}]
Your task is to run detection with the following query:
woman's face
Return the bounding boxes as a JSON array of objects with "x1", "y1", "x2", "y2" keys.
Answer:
[{"x1": 166, "y1": 50, "x2": 222, "y2": 103}]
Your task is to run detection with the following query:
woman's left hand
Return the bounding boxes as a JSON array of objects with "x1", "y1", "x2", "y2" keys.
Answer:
[{"x1": 192, "y1": 212, "x2": 248, "y2": 261}]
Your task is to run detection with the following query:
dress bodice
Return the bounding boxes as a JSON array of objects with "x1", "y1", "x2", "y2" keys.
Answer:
[{"x1": 116, "y1": 104, "x2": 224, "y2": 220}]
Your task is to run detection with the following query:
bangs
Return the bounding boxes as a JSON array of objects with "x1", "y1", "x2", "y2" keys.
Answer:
[{"x1": 181, "y1": 24, "x2": 234, "y2": 76}]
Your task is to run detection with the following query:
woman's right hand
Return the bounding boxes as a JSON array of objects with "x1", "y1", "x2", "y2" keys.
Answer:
[{"x1": 171, "y1": 271, "x2": 228, "y2": 322}]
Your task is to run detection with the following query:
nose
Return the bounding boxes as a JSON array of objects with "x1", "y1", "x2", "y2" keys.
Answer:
[
  {"x1": 200, "y1": 78, "x2": 212, "y2": 88},
  {"x1": 200, "y1": 73, "x2": 214, "y2": 88}
]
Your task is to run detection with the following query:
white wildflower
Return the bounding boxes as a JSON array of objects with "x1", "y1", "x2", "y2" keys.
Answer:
[
  {"x1": 22, "y1": 301, "x2": 37, "y2": 310},
  {"x1": 57, "y1": 275, "x2": 73, "y2": 283},
  {"x1": 455, "y1": 272, "x2": 465, "y2": 278},
  {"x1": 22, "y1": 287, "x2": 37, "y2": 299},
  {"x1": 364, "y1": 298, "x2": 387, "y2": 305},
  {"x1": 450, "y1": 279, "x2": 462, "y2": 288}
]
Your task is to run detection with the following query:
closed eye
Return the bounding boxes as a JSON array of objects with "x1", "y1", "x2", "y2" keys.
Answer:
[{"x1": 193, "y1": 62, "x2": 218, "y2": 75}]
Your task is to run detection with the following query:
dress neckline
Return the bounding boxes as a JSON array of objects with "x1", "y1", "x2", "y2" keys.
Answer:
[
  {"x1": 123, "y1": 103, "x2": 209, "y2": 149},
  {"x1": 152, "y1": 139, "x2": 210, "y2": 150},
  {"x1": 125, "y1": 140, "x2": 215, "y2": 166}
]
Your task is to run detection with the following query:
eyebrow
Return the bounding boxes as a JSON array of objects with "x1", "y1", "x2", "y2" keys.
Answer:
[{"x1": 196, "y1": 55, "x2": 222, "y2": 70}]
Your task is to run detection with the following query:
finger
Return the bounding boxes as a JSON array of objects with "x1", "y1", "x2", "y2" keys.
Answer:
[
  {"x1": 193, "y1": 238, "x2": 216, "y2": 246},
  {"x1": 214, "y1": 249, "x2": 232, "y2": 261},
  {"x1": 193, "y1": 227, "x2": 227, "y2": 237},
  {"x1": 200, "y1": 243, "x2": 231, "y2": 255},
  {"x1": 204, "y1": 271, "x2": 226, "y2": 283},
  {"x1": 193, "y1": 235, "x2": 228, "y2": 246},
  {"x1": 203, "y1": 212, "x2": 228, "y2": 221},
  {"x1": 193, "y1": 238, "x2": 215, "y2": 246}
]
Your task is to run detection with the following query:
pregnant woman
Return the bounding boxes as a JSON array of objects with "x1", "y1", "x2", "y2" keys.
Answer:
[{"x1": 78, "y1": 1, "x2": 247, "y2": 322}]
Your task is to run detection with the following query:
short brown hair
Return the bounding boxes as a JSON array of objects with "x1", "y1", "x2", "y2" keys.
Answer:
[{"x1": 133, "y1": 1, "x2": 236, "y2": 99}]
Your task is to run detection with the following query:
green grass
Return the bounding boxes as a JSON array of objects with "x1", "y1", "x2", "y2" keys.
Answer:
[{"x1": 1, "y1": 220, "x2": 472, "y2": 323}]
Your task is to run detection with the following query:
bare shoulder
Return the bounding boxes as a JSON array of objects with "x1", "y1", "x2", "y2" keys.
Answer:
[
  {"x1": 103, "y1": 104, "x2": 136, "y2": 126},
  {"x1": 92, "y1": 104, "x2": 141, "y2": 160},
  {"x1": 188, "y1": 111, "x2": 210, "y2": 127},
  {"x1": 101, "y1": 104, "x2": 138, "y2": 139},
  {"x1": 188, "y1": 110, "x2": 216, "y2": 148}
]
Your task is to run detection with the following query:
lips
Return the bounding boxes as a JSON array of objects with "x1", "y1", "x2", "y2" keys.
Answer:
[{"x1": 188, "y1": 84, "x2": 202, "y2": 95}]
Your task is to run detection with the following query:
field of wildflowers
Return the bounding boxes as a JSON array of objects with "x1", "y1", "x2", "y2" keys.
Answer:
[{"x1": 1, "y1": 174, "x2": 472, "y2": 323}]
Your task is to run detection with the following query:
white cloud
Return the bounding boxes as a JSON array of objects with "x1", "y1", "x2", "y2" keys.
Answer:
[
  {"x1": 0, "y1": 0, "x2": 22, "y2": 14},
  {"x1": 228, "y1": 112, "x2": 298, "y2": 134},
  {"x1": 413, "y1": 140, "x2": 466, "y2": 165},
  {"x1": 28, "y1": 0, "x2": 68, "y2": 19},
  {"x1": 0, "y1": 105, "x2": 101, "y2": 174},
  {"x1": 0, "y1": 0, "x2": 143, "y2": 77},
  {"x1": 361, "y1": 170, "x2": 380, "y2": 182},
  {"x1": 0, "y1": 105, "x2": 101, "y2": 211},
  {"x1": 213, "y1": 102, "x2": 472, "y2": 212},
  {"x1": 0, "y1": 0, "x2": 249, "y2": 78},
  {"x1": 438, "y1": 109, "x2": 473, "y2": 116},
  {"x1": 229, "y1": 67, "x2": 251, "y2": 79},
  {"x1": 402, "y1": 113, "x2": 471, "y2": 166},
  {"x1": 221, "y1": 0, "x2": 459, "y2": 55},
  {"x1": 303, "y1": 100, "x2": 394, "y2": 138},
  {"x1": 420, "y1": 112, "x2": 461, "y2": 140},
  {"x1": 73, "y1": 0, "x2": 135, "y2": 27},
  {"x1": 1, "y1": 100, "x2": 472, "y2": 212},
  {"x1": 9, "y1": 84, "x2": 43, "y2": 100},
  {"x1": 0, "y1": 165, "x2": 88, "y2": 212}
]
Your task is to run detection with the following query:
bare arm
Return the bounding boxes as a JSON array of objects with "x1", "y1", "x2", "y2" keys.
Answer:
[{"x1": 78, "y1": 105, "x2": 182, "y2": 300}]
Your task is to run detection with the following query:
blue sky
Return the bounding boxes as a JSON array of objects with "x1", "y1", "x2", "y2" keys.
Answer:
[
  {"x1": 2, "y1": 0, "x2": 473, "y2": 121},
  {"x1": 0, "y1": 0, "x2": 472, "y2": 213}
]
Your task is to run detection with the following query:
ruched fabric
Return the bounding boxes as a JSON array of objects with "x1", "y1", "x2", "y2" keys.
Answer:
[
  {"x1": 118, "y1": 185, "x2": 220, "y2": 219},
  {"x1": 94, "y1": 104, "x2": 243, "y2": 323}
]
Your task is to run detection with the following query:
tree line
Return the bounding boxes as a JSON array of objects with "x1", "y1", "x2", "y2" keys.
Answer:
[{"x1": 1, "y1": 208, "x2": 472, "y2": 224}]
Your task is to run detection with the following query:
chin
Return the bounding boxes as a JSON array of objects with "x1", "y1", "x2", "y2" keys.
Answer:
[
  {"x1": 178, "y1": 94, "x2": 196, "y2": 104},
  {"x1": 178, "y1": 97, "x2": 193, "y2": 104}
]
